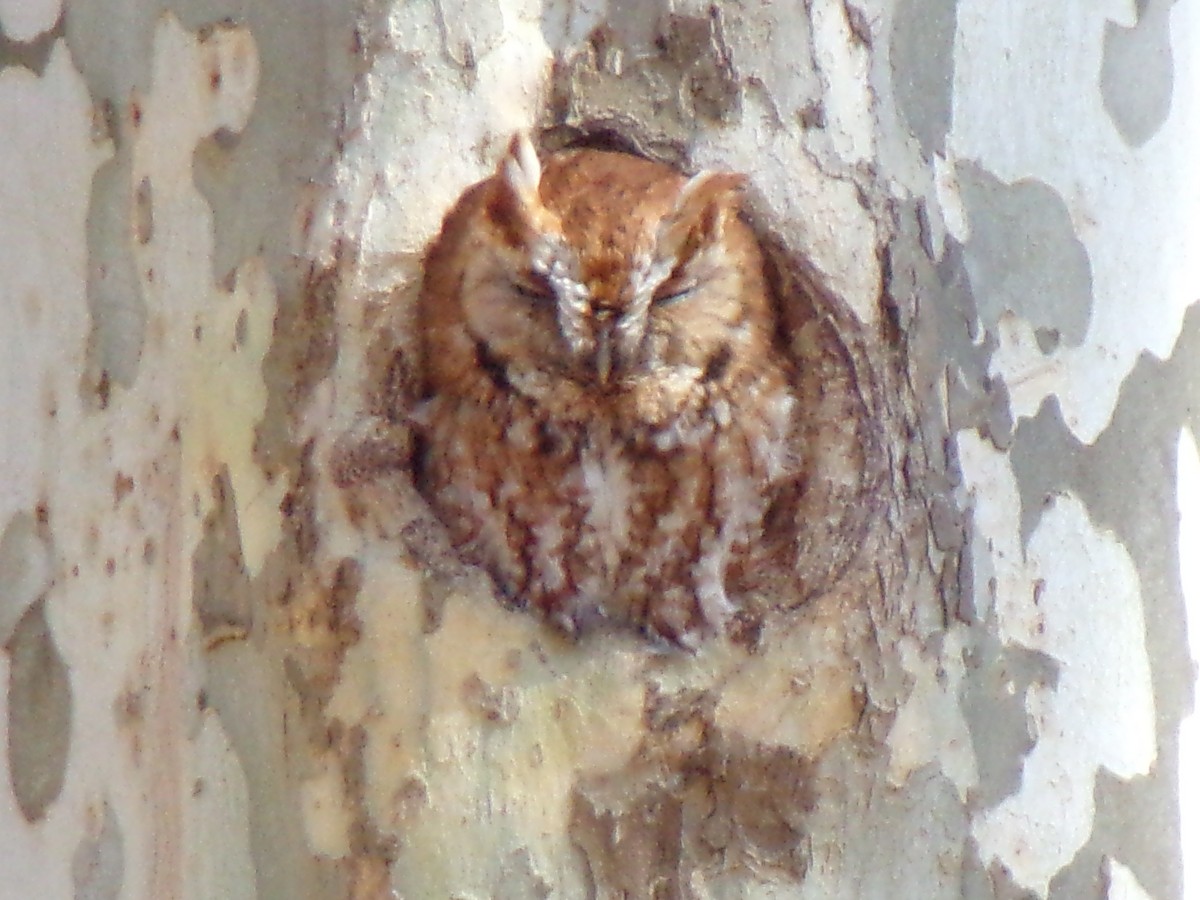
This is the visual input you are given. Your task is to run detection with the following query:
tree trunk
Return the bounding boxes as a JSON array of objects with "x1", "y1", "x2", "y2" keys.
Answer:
[{"x1": 1, "y1": 2, "x2": 1195, "y2": 899}]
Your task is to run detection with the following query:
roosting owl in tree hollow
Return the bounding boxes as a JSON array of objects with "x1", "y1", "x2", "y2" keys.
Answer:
[{"x1": 414, "y1": 134, "x2": 807, "y2": 646}]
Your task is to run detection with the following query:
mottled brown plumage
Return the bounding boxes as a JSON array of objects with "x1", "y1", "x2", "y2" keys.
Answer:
[{"x1": 414, "y1": 135, "x2": 802, "y2": 645}]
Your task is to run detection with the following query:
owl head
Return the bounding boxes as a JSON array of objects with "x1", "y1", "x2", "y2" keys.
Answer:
[{"x1": 420, "y1": 134, "x2": 777, "y2": 417}]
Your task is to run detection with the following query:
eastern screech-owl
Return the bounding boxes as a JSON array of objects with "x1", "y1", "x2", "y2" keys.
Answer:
[{"x1": 414, "y1": 135, "x2": 801, "y2": 646}]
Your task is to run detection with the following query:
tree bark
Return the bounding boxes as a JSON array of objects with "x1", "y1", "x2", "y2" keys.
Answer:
[{"x1": 1, "y1": 2, "x2": 1195, "y2": 899}]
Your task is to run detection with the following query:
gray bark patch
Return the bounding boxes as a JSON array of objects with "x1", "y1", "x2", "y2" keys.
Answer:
[
  {"x1": 193, "y1": 467, "x2": 251, "y2": 638},
  {"x1": 85, "y1": 156, "x2": 147, "y2": 394},
  {"x1": 72, "y1": 799, "x2": 125, "y2": 900},
  {"x1": 1100, "y1": 0, "x2": 1176, "y2": 148},
  {"x1": 890, "y1": 0, "x2": 957, "y2": 156},
  {"x1": 0, "y1": 511, "x2": 52, "y2": 645},
  {"x1": 5, "y1": 598, "x2": 73, "y2": 822},
  {"x1": 957, "y1": 164, "x2": 1093, "y2": 346},
  {"x1": 960, "y1": 632, "x2": 1057, "y2": 809}
]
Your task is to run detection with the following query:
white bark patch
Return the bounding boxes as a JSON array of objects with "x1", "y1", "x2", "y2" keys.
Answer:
[
  {"x1": 949, "y1": 0, "x2": 1200, "y2": 442},
  {"x1": 299, "y1": 755, "x2": 356, "y2": 859},
  {"x1": 808, "y1": 0, "x2": 874, "y2": 164},
  {"x1": 131, "y1": 16, "x2": 278, "y2": 572},
  {"x1": 987, "y1": 311, "x2": 1070, "y2": 427},
  {"x1": 183, "y1": 262, "x2": 283, "y2": 575},
  {"x1": 325, "y1": 571, "x2": 650, "y2": 899},
  {"x1": 886, "y1": 629, "x2": 979, "y2": 801},
  {"x1": 714, "y1": 606, "x2": 862, "y2": 755},
  {"x1": 694, "y1": 110, "x2": 881, "y2": 326},
  {"x1": 1104, "y1": 856, "x2": 1155, "y2": 900},
  {"x1": 0, "y1": 0, "x2": 60, "y2": 42},
  {"x1": 1175, "y1": 426, "x2": 1200, "y2": 900},
  {"x1": 326, "y1": 3, "x2": 551, "y2": 263},
  {"x1": 959, "y1": 432, "x2": 1155, "y2": 897}
]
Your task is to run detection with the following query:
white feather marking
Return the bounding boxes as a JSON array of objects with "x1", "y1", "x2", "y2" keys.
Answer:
[
  {"x1": 505, "y1": 414, "x2": 536, "y2": 451},
  {"x1": 531, "y1": 516, "x2": 568, "y2": 592},
  {"x1": 506, "y1": 368, "x2": 561, "y2": 403},
  {"x1": 531, "y1": 239, "x2": 591, "y2": 356},
  {"x1": 753, "y1": 390, "x2": 798, "y2": 480},
  {"x1": 694, "y1": 543, "x2": 736, "y2": 628},
  {"x1": 460, "y1": 485, "x2": 522, "y2": 585},
  {"x1": 408, "y1": 399, "x2": 438, "y2": 428},
  {"x1": 770, "y1": 391, "x2": 797, "y2": 431},
  {"x1": 576, "y1": 571, "x2": 606, "y2": 600},
  {"x1": 712, "y1": 398, "x2": 732, "y2": 428},
  {"x1": 657, "y1": 509, "x2": 690, "y2": 538},
  {"x1": 579, "y1": 439, "x2": 633, "y2": 582},
  {"x1": 618, "y1": 251, "x2": 673, "y2": 354}
]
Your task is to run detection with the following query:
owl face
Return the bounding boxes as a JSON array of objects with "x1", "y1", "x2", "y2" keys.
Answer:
[{"x1": 430, "y1": 137, "x2": 777, "y2": 413}]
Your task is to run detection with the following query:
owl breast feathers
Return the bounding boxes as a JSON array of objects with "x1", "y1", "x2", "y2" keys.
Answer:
[{"x1": 414, "y1": 135, "x2": 803, "y2": 646}]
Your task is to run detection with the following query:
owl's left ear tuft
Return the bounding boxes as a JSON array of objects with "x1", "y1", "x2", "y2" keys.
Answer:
[
  {"x1": 657, "y1": 170, "x2": 748, "y2": 261},
  {"x1": 484, "y1": 132, "x2": 554, "y2": 248},
  {"x1": 501, "y1": 132, "x2": 542, "y2": 204}
]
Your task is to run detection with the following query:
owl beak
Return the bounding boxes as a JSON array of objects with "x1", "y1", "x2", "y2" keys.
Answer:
[{"x1": 595, "y1": 323, "x2": 614, "y2": 384}]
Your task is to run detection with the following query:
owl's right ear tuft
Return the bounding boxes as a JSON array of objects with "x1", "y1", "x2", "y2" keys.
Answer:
[
  {"x1": 656, "y1": 170, "x2": 747, "y2": 264},
  {"x1": 486, "y1": 132, "x2": 549, "y2": 248}
]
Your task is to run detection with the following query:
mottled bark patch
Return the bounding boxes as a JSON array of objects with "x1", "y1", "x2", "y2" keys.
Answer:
[{"x1": 6, "y1": 599, "x2": 72, "y2": 822}]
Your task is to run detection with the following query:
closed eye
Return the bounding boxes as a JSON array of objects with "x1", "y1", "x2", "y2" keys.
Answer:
[
  {"x1": 510, "y1": 276, "x2": 554, "y2": 305},
  {"x1": 652, "y1": 283, "x2": 695, "y2": 307}
]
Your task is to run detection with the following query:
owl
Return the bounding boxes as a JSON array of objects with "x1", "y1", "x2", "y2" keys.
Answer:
[{"x1": 413, "y1": 134, "x2": 804, "y2": 646}]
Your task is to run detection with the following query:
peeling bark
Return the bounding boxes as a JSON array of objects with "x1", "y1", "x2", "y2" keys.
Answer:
[{"x1": 1, "y1": 1, "x2": 1195, "y2": 898}]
